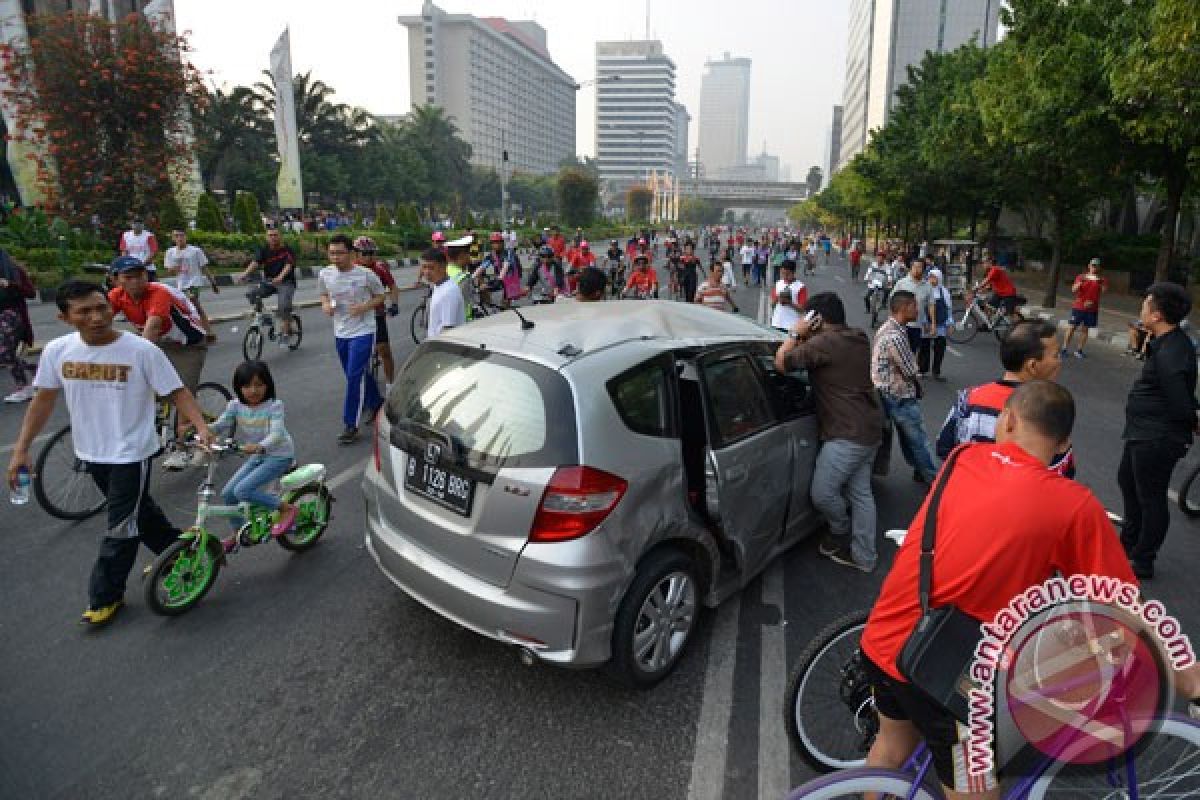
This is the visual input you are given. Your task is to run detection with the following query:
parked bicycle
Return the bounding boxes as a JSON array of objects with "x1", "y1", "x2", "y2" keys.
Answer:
[
  {"x1": 142, "y1": 437, "x2": 333, "y2": 615},
  {"x1": 239, "y1": 280, "x2": 302, "y2": 360},
  {"x1": 947, "y1": 288, "x2": 1027, "y2": 344},
  {"x1": 33, "y1": 383, "x2": 231, "y2": 521}
]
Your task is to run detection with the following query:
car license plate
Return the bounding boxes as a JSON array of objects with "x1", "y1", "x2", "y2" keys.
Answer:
[{"x1": 405, "y1": 456, "x2": 475, "y2": 516}]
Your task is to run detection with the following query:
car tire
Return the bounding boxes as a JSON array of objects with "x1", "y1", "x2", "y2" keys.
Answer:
[{"x1": 609, "y1": 548, "x2": 700, "y2": 689}]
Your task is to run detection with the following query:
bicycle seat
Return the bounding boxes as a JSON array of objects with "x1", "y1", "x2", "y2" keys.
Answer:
[{"x1": 281, "y1": 463, "x2": 326, "y2": 490}]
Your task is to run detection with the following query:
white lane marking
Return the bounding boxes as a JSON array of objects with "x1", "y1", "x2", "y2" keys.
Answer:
[
  {"x1": 686, "y1": 594, "x2": 742, "y2": 800},
  {"x1": 326, "y1": 461, "x2": 367, "y2": 492},
  {"x1": 758, "y1": 288, "x2": 769, "y2": 326},
  {"x1": 758, "y1": 563, "x2": 790, "y2": 800},
  {"x1": 0, "y1": 431, "x2": 52, "y2": 455},
  {"x1": 947, "y1": 346, "x2": 964, "y2": 358}
]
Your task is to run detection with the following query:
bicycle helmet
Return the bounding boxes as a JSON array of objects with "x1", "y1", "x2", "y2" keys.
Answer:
[
  {"x1": 431, "y1": 231, "x2": 446, "y2": 243},
  {"x1": 353, "y1": 235, "x2": 377, "y2": 253},
  {"x1": 489, "y1": 231, "x2": 504, "y2": 243},
  {"x1": 580, "y1": 240, "x2": 589, "y2": 249}
]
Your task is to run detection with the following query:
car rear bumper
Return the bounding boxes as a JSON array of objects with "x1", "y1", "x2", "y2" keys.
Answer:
[{"x1": 364, "y1": 485, "x2": 611, "y2": 667}]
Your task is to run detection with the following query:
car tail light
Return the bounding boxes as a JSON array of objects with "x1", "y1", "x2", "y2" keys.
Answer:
[{"x1": 529, "y1": 466, "x2": 627, "y2": 543}]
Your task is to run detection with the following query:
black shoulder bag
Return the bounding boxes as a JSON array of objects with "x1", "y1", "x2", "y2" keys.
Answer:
[{"x1": 895, "y1": 446, "x2": 983, "y2": 723}]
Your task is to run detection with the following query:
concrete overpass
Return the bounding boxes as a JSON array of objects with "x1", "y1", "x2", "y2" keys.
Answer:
[{"x1": 678, "y1": 179, "x2": 809, "y2": 207}]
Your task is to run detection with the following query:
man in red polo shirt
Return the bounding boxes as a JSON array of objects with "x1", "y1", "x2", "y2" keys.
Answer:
[
  {"x1": 108, "y1": 255, "x2": 209, "y2": 469},
  {"x1": 860, "y1": 381, "x2": 1140, "y2": 798},
  {"x1": 976, "y1": 256, "x2": 1019, "y2": 319},
  {"x1": 1061, "y1": 257, "x2": 1109, "y2": 359}
]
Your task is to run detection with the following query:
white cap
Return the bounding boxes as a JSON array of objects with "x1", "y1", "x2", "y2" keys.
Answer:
[{"x1": 447, "y1": 234, "x2": 473, "y2": 248}]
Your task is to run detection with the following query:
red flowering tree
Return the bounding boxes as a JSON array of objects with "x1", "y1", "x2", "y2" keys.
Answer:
[{"x1": 0, "y1": 12, "x2": 202, "y2": 236}]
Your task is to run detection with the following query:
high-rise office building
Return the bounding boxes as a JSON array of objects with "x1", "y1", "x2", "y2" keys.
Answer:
[
  {"x1": 595, "y1": 40, "x2": 681, "y2": 194},
  {"x1": 399, "y1": 1, "x2": 576, "y2": 176},
  {"x1": 827, "y1": 105, "x2": 843, "y2": 182},
  {"x1": 838, "y1": 0, "x2": 999, "y2": 170},
  {"x1": 697, "y1": 53, "x2": 751, "y2": 177},
  {"x1": 673, "y1": 102, "x2": 691, "y2": 182}
]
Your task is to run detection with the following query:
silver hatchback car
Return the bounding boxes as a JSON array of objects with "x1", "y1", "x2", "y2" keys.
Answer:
[{"x1": 363, "y1": 300, "x2": 823, "y2": 686}]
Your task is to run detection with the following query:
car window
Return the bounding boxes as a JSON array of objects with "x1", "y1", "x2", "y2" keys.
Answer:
[
  {"x1": 750, "y1": 348, "x2": 813, "y2": 420},
  {"x1": 608, "y1": 359, "x2": 672, "y2": 437},
  {"x1": 388, "y1": 342, "x2": 578, "y2": 470},
  {"x1": 702, "y1": 354, "x2": 775, "y2": 446}
]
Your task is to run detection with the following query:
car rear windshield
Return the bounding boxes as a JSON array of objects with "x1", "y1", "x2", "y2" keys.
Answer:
[{"x1": 387, "y1": 342, "x2": 578, "y2": 470}]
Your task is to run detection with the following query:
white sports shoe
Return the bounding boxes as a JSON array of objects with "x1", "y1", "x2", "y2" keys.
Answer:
[{"x1": 3, "y1": 385, "x2": 35, "y2": 403}]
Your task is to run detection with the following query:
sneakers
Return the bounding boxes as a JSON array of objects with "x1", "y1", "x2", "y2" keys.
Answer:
[
  {"x1": 270, "y1": 506, "x2": 298, "y2": 537},
  {"x1": 80, "y1": 600, "x2": 123, "y2": 627},
  {"x1": 3, "y1": 385, "x2": 35, "y2": 403},
  {"x1": 337, "y1": 427, "x2": 359, "y2": 445},
  {"x1": 161, "y1": 450, "x2": 191, "y2": 470},
  {"x1": 827, "y1": 546, "x2": 875, "y2": 573},
  {"x1": 1073, "y1": 350, "x2": 1086, "y2": 359}
]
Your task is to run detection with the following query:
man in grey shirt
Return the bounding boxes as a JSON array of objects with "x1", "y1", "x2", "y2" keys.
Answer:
[{"x1": 892, "y1": 258, "x2": 934, "y2": 359}]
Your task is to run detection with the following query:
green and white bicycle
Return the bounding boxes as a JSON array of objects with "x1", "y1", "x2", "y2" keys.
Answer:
[{"x1": 142, "y1": 438, "x2": 333, "y2": 616}]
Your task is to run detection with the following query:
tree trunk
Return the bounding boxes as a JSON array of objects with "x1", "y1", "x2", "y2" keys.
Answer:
[
  {"x1": 921, "y1": 211, "x2": 929, "y2": 242},
  {"x1": 1042, "y1": 209, "x2": 1064, "y2": 309},
  {"x1": 969, "y1": 210, "x2": 978, "y2": 244},
  {"x1": 1156, "y1": 159, "x2": 1187, "y2": 283},
  {"x1": 986, "y1": 205, "x2": 1002, "y2": 255}
]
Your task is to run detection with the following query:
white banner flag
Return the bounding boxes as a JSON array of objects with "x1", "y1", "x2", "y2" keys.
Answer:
[
  {"x1": 270, "y1": 29, "x2": 303, "y2": 210},
  {"x1": 0, "y1": 0, "x2": 51, "y2": 206}
]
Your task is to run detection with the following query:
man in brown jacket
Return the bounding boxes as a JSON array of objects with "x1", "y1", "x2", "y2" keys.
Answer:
[{"x1": 775, "y1": 292, "x2": 883, "y2": 571}]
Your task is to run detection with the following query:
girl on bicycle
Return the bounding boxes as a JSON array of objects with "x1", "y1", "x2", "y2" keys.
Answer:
[{"x1": 210, "y1": 361, "x2": 298, "y2": 537}]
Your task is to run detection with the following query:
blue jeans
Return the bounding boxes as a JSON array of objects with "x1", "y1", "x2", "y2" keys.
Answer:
[
  {"x1": 335, "y1": 332, "x2": 382, "y2": 429},
  {"x1": 882, "y1": 396, "x2": 938, "y2": 482},
  {"x1": 810, "y1": 439, "x2": 879, "y2": 568},
  {"x1": 221, "y1": 454, "x2": 292, "y2": 531}
]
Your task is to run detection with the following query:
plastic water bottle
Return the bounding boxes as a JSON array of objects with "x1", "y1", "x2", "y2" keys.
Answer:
[{"x1": 9, "y1": 466, "x2": 31, "y2": 505}]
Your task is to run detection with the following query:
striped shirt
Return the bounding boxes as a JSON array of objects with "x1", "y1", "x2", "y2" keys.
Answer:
[
  {"x1": 871, "y1": 317, "x2": 919, "y2": 400},
  {"x1": 211, "y1": 398, "x2": 295, "y2": 459},
  {"x1": 695, "y1": 280, "x2": 731, "y2": 312}
]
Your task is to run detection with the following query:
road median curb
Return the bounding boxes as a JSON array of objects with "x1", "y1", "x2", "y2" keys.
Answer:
[{"x1": 1018, "y1": 305, "x2": 1130, "y2": 352}]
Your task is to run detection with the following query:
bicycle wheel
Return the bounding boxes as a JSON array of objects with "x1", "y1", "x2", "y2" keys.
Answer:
[
  {"x1": 785, "y1": 608, "x2": 876, "y2": 771},
  {"x1": 277, "y1": 484, "x2": 332, "y2": 552},
  {"x1": 947, "y1": 307, "x2": 979, "y2": 344},
  {"x1": 33, "y1": 425, "x2": 106, "y2": 520},
  {"x1": 194, "y1": 382, "x2": 232, "y2": 425},
  {"x1": 1177, "y1": 463, "x2": 1200, "y2": 517},
  {"x1": 992, "y1": 314, "x2": 1014, "y2": 342},
  {"x1": 411, "y1": 302, "x2": 428, "y2": 345},
  {"x1": 1028, "y1": 715, "x2": 1200, "y2": 799},
  {"x1": 283, "y1": 314, "x2": 303, "y2": 350},
  {"x1": 784, "y1": 767, "x2": 941, "y2": 800},
  {"x1": 242, "y1": 325, "x2": 262, "y2": 361},
  {"x1": 143, "y1": 534, "x2": 223, "y2": 616}
]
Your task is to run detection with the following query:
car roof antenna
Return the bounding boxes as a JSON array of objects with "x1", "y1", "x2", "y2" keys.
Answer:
[{"x1": 510, "y1": 306, "x2": 535, "y2": 331}]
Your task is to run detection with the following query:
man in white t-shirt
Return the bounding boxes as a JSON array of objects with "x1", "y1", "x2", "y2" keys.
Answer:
[
  {"x1": 163, "y1": 229, "x2": 217, "y2": 340},
  {"x1": 318, "y1": 234, "x2": 386, "y2": 444},
  {"x1": 119, "y1": 218, "x2": 158, "y2": 274},
  {"x1": 770, "y1": 260, "x2": 808, "y2": 332},
  {"x1": 6, "y1": 280, "x2": 213, "y2": 627},
  {"x1": 422, "y1": 247, "x2": 466, "y2": 338},
  {"x1": 739, "y1": 242, "x2": 755, "y2": 282}
]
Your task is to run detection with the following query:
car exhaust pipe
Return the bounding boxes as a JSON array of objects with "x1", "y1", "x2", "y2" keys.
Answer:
[{"x1": 518, "y1": 647, "x2": 537, "y2": 667}]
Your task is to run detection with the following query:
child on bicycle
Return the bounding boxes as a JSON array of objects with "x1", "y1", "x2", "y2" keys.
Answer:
[{"x1": 210, "y1": 361, "x2": 298, "y2": 538}]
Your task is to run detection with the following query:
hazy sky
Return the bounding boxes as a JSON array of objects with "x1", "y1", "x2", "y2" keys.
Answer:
[{"x1": 175, "y1": 0, "x2": 849, "y2": 179}]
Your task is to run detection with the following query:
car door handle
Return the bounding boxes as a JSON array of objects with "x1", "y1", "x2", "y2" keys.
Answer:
[{"x1": 724, "y1": 465, "x2": 747, "y2": 483}]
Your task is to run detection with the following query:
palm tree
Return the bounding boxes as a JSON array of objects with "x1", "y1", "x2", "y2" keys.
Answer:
[
  {"x1": 192, "y1": 86, "x2": 270, "y2": 190},
  {"x1": 253, "y1": 70, "x2": 378, "y2": 153},
  {"x1": 398, "y1": 104, "x2": 473, "y2": 216}
]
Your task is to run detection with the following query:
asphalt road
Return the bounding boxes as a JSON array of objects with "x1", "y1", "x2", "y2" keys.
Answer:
[{"x1": 1, "y1": 251, "x2": 1197, "y2": 800}]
